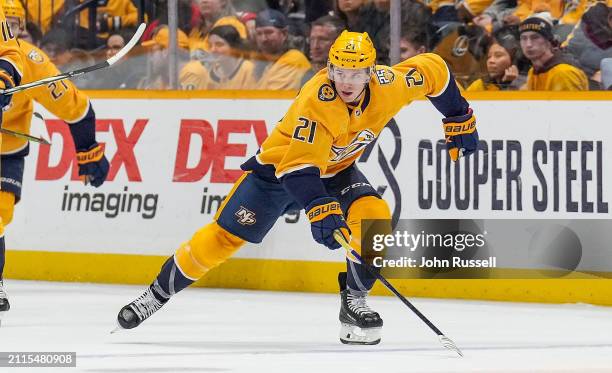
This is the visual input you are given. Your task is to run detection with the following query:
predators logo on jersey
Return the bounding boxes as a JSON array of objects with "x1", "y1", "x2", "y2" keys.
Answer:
[
  {"x1": 318, "y1": 84, "x2": 336, "y2": 102},
  {"x1": 375, "y1": 68, "x2": 394, "y2": 85},
  {"x1": 27, "y1": 49, "x2": 44, "y2": 63},
  {"x1": 235, "y1": 206, "x2": 256, "y2": 225},
  {"x1": 330, "y1": 129, "x2": 376, "y2": 162}
]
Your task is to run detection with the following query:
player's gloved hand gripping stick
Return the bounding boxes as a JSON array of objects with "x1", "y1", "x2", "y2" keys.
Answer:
[
  {"x1": 333, "y1": 230, "x2": 464, "y2": 357},
  {"x1": 305, "y1": 197, "x2": 351, "y2": 250}
]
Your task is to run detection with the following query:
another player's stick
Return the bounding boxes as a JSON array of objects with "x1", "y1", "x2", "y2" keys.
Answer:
[
  {"x1": 0, "y1": 23, "x2": 146, "y2": 96},
  {"x1": 0, "y1": 112, "x2": 51, "y2": 144},
  {"x1": 333, "y1": 230, "x2": 464, "y2": 357},
  {"x1": 0, "y1": 127, "x2": 50, "y2": 144}
]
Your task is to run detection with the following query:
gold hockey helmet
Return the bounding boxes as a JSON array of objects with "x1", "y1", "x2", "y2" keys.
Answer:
[
  {"x1": 328, "y1": 30, "x2": 376, "y2": 69},
  {"x1": 1, "y1": 0, "x2": 25, "y2": 23}
]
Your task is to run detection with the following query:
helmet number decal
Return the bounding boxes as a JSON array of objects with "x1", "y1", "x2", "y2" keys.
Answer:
[
  {"x1": 293, "y1": 117, "x2": 317, "y2": 144},
  {"x1": 405, "y1": 68, "x2": 424, "y2": 88}
]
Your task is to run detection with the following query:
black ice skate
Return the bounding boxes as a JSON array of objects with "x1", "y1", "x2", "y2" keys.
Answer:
[
  {"x1": 338, "y1": 272, "x2": 383, "y2": 345},
  {"x1": 0, "y1": 280, "x2": 10, "y2": 326},
  {"x1": 114, "y1": 286, "x2": 167, "y2": 331}
]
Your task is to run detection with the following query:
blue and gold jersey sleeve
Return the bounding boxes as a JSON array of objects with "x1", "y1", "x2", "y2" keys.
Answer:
[{"x1": 393, "y1": 53, "x2": 469, "y2": 117}]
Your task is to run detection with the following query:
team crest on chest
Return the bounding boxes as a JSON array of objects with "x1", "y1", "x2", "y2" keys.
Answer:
[
  {"x1": 28, "y1": 50, "x2": 44, "y2": 64},
  {"x1": 235, "y1": 206, "x2": 256, "y2": 225},
  {"x1": 330, "y1": 129, "x2": 376, "y2": 162},
  {"x1": 318, "y1": 84, "x2": 336, "y2": 101},
  {"x1": 375, "y1": 68, "x2": 394, "y2": 85}
]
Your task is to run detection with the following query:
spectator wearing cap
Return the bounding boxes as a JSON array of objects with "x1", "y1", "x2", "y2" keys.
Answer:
[
  {"x1": 180, "y1": 24, "x2": 256, "y2": 90},
  {"x1": 564, "y1": 1, "x2": 612, "y2": 89},
  {"x1": 138, "y1": 25, "x2": 190, "y2": 89},
  {"x1": 253, "y1": 9, "x2": 311, "y2": 90},
  {"x1": 467, "y1": 27, "x2": 527, "y2": 90},
  {"x1": 519, "y1": 13, "x2": 588, "y2": 90},
  {"x1": 301, "y1": 15, "x2": 345, "y2": 85},
  {"x1": 188, "y1": 0, "x2": 247, "y2": 52}
]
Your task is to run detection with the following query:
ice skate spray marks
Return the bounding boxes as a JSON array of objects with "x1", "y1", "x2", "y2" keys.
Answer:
[{"x1": 61, "y1": 185, "x2": 158, "y2": 219}]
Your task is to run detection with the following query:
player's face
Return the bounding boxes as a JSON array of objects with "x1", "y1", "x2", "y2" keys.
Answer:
[
  {"x1": 400, "y1": 39, "x2": 425, "y2": 60},
  {"x1": 255, "y1": 26, "x2": 287, "y2": 55},
  {"x1": 486, "y1": 43, "x2": 511, "y2": 79},
  {"x1": 309, "y1": 25, "x2": 336, "y2": 65},
  {"x1": 520, "y1": 31, "x2": 551, "y2": 61},
  {"x1": 331, "y1": 66, "x2": 370, "y2": 103},
  {"x1": 6, "y1": 16, "x2": 23, "y2": 36}
]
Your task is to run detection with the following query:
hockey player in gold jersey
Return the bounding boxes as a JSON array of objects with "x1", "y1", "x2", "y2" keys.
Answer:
[
  {"x1": 117, "y1": 31, "x2": 478, "y2": 344},
  {"x1": 0, "y1": 0, "x2": 25, "y2": 320},
  {"x1": 0, "y1": 0, "x2": 109, "y2": 317}
]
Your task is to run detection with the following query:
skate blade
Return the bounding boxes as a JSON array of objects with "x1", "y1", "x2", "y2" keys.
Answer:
[
  {"x1": 110, "y1": 321, "x2": 126, "y2": 334},
  {"x1": 339, "y1": 323, "x2": 381, "y2": 345}
]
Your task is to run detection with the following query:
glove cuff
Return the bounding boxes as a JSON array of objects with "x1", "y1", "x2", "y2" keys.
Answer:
[
  {"x1": 442, "y1": 108, "x2": 476, "y2": 137},
  {"x1": 305, "y1": 197, "x2": 343, "y2": 223},
  {"x1": 76, "y1": 143, "x2": 104, "y2": 165}
]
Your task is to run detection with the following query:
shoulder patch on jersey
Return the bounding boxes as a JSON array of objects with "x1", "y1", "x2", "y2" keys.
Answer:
[
  {"x1": 28, "y1": 49, "x2": 45, "y2": 64},
  {"x1": 318, "y1": 83, "x2": 336, "y2": 102},
  {"x1": 375, "y1": 68, "x2": 395, "y2": 85},
  {"x1": 405, "y1": 68, "x2": 424, "y2": 88}
]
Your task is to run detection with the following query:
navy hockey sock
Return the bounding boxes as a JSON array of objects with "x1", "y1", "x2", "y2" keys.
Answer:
[
  {"x1": 346, "y1": 259, "x2": 377, "y2": 293},
  {"x1": 150, "y1": 256, "x2": 194, "y2": 301},
  {"x1": 0, "y1": 236, "x2": 4, "y2": 280}
]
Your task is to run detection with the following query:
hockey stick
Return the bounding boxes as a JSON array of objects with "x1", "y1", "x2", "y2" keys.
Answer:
[
  {"x1": 0, "y1": 23, "x2": 146, "y2": 96},
  {"x1": 0, "y1": 112, "x2": 51, "y2": 144},
  {"x1": 333, "y1": 231, "x2": 464, "y2": 357},
  {"x1": 0, "y1": 127, "x2": 50, "y2": 144}
]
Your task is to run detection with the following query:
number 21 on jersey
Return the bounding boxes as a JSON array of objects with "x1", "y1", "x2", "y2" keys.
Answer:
[{"x1": 293, "y1": 117, "x2": 317, "y2": 144}]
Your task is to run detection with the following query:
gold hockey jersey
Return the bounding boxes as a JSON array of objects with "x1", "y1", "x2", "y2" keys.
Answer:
[
  {"x1": 1, "y1": 39, "x2": 90, "y2": 154},
  {"x1": 0, "y1": 5, "x2": 25, "y2": 154},
  {"x1": 255, "y1": 53, "x2": 454, "y2": 178}
]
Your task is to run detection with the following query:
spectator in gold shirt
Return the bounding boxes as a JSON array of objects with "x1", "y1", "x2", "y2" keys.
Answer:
[
  {"x1": 519, "y1": 13, "x2": 589, "y2": 90},
  {"x1": 252, "y1": 9, "x2": 310, "y2": 90}
]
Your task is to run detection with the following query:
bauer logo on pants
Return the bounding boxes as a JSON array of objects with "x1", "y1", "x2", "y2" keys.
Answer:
[{"x1": 235, "y1": 206, "x2": 256, "y2": 225}]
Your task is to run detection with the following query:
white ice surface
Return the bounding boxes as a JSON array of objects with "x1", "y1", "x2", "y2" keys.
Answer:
[{"x1": 1, "y1": 280, "x2": 612, "y2": 372}]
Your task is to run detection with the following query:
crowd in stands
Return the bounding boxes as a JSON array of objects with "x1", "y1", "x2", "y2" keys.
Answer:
[{"x1": 7, "y1": 0, "x2": 612, "y2": 90}]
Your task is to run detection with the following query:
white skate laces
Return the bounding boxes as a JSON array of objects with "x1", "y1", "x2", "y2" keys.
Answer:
[
  {"x1": 129, "y1": 287, "x2": 163, "y2": 321},
  {"x1": 346, "y1": 293, "x2": 375, "y2": 316}
]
